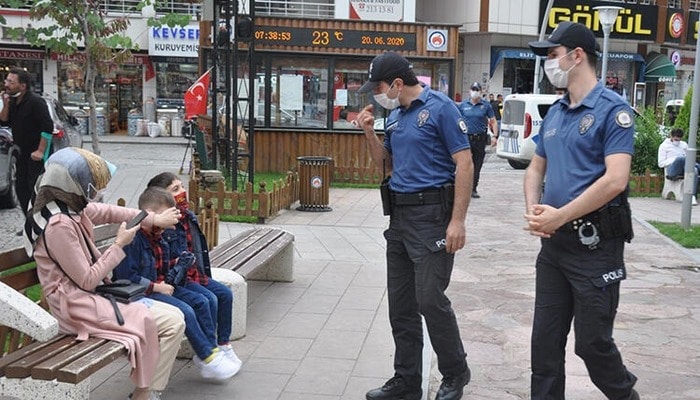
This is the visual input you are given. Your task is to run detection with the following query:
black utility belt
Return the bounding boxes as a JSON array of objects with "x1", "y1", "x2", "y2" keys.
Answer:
[
  {"x1": 468, "y1": 132, "x2": 488, "y2": 136},
  {"x1": 561, "y1": 203, "x2": 634, "y2": 248},
  {"x1": 391, "y1": 190, "x2": 443, "y2": 206}
]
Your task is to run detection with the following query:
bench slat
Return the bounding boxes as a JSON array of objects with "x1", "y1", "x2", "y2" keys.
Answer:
[
  {"x1": 32, "y1": 337, "x2": 123, "y2": 381},
  {"x1": 2, "y1": 335, "x2": 74, "y2": 378},
  {"x1": 211, "y1": 229, "x2": 284, "y2": 273},
  {"x1": 236, "y1": 232, "x2": 294, "y2": 279},
  {"x1": 209, "y1": 227, "x2": 272, "y2": 264},
  {"x1": 0, "y1": 247, "x2": 32, "y2": 273},
  {"x1": 56, "y1": 341, "x2": 127, "y2": 384}
]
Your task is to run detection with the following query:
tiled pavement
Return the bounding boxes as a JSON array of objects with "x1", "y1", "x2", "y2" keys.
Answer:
[{"x1": 2, "y1": 137, "x2": 700, "y2": 399}]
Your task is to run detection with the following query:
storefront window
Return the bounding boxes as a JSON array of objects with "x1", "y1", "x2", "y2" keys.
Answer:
[
  {"x1": 269, "y1": 56, "x2": 328, "y2": 129},
  {"x1": 206, "y1": 53, "x2": 454, "y2": 132},
  {"x1": 154, "y1": 57, "x2": 198, "y2": 102},
  {"x1": 58, "y1": 62, "x2": 142, "y2": 133},
  {"x1": 0, "y1": 60, "x2": 43, "y2": 94}
]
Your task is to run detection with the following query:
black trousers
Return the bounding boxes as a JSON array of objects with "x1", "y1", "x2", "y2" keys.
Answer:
[
  {"x1": 468, "y1": 134, "x2": 487, "y2": 191},
  {"x1": 384, "y1": 202, "x2": 467, "y2": 386},
  {"x1": 16, "y1": 154, "x2": 44, "y2": 214},
  {"x1": 531, "y1": 232, "x2": 637, "y2": 400}
]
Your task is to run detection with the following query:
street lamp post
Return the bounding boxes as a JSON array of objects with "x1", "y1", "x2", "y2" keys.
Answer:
[{"x1": 594, "y1": 6, "x2": 623, "y2": 84}]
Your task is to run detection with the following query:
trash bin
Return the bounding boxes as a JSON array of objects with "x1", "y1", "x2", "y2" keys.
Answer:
[
  {"x1": 72, "y1": 110, "x2": 89, "y2": 136},
  {"x1": 297, "y1": 156, "x2": 333, "y2": 212}
]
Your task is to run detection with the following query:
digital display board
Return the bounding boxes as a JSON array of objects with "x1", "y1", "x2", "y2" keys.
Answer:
[{"x1": 254, "y1": 27, "x2": 417, "y2": 51}]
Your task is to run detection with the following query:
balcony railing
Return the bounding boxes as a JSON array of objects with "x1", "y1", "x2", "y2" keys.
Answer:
[
  {"x1": 6, "y1": 0, "x2": 200, "y2": 17},
  {"x1": 255, "y1": 0, "x2": 334, "y2": 19}
]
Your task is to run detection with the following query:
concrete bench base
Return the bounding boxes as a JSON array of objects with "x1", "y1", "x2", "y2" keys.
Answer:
[{"x1": 0, "y1": 376, "x2": 90, "y2": 400}]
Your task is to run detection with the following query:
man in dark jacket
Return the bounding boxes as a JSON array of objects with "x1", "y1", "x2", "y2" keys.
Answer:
[{"x1": 0, "y1": 68, "x2": 53, "y2": 218}]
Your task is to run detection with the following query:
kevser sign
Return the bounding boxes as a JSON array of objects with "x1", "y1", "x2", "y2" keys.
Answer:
[
  {"x1": 149, "y1": 25, "x2": 200, "y2": 58},
  {"x1": 539, "y1": 0, "x2": 657, "y2": 41}
]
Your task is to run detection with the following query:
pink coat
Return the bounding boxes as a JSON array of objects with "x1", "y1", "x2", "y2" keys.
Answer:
[{"x1": 33, "y1": 203, "x2": 159, "y2": 388}]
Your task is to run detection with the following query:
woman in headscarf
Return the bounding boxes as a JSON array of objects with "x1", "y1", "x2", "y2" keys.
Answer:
[{"x1": 24, "y1": 147, "x2": 185, "y2": 400}]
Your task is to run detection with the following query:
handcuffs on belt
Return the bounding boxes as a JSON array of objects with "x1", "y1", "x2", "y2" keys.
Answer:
[{"x1": 577, "y1": 221, "x2": 600, "y2": 249}]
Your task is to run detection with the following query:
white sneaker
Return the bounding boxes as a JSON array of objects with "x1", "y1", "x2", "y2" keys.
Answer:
[
  {"x1": 198, "y1": 351, "x2": 240, "y2": 381},
  {"x1": 219, "y1": 344, "x2": 243, "y2": 368}
]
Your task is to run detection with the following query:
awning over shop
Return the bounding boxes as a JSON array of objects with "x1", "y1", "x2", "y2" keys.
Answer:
[
  {"x1": 490, "y1": 48, "x2": 645, "y2": 78},
  {"x1": 490, "y1": 48, "x2": 536, "y2": 77},
  {"x1": 643, "y1": 51, "x2": 677, "y2": 83}
]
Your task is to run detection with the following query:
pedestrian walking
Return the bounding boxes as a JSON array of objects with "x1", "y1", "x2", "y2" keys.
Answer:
[
  {"x1": 356, "y1": 51, "x2": 473, "y2": 400},
  {"x1": 524, "y1": 21, "x2": 639, "y2": 400},
  {"x1": 0, "y1": 68, "x2": 53, "y2": 229},
  {"x1": 458, "y1": 82, "x2": 497, "y2": 198}
]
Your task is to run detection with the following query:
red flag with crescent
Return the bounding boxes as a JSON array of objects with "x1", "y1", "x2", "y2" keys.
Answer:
[{"x1": 184, "y1": 68, "x2": 212, "y2": 120}]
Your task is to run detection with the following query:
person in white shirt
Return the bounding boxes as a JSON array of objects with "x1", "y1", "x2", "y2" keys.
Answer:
[{"x1": 658, "y1": 128, "x2": 699, "y2": 194}]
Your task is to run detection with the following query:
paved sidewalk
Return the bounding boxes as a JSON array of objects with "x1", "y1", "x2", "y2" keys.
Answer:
[{"x1": 2, "y1": 141, "x2": 700, "y2": 399}]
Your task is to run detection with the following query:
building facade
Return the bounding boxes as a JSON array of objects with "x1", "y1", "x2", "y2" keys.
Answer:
[{"x1": 417, "y1": 0, "x2": 698, "y2": 108}]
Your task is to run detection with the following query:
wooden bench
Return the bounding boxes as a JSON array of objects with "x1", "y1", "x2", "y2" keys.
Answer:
[{"x1": 0, "y1": 224, "x2": 126, "y2": 400}]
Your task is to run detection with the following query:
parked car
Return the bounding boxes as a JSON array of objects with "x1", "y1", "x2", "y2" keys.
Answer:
[
  {"x1": 0, "y1": 126, "x2": 19, "y2": 208},
  {"x1": 43, "y1": 95, "x2": 83, "y2": 150},
  {"x1": 0, "y1": 95, "x2": 82, "y2": 209},
  {"x1": 496, "y1": 93, "x2": 560, "y2": 169}
]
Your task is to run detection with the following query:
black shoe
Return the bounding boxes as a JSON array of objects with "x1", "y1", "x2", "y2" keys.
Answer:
[
  {"x1": 366, "y1": 375, "x2": 422, "y2": 400},
  {"x1": 471, "y1": 190, "x2": 480, "y2": 199},
  {"x1": 16, "y1": 230, "x2": 23, "y2": 236},
  {"x1": 628, "y1": 388, "x2": 640, "y2": 400},
  {"x1": 435, "y1": 366, "x2": 471, "y2": 400},
  {"x1": 666, "y1": 174, "x2": 683, "y2": 181}
]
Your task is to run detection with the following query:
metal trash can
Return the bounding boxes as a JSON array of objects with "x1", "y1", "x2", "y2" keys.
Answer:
[{"x1": 297, "y1": 156, "x2": 333, "y2": 212}]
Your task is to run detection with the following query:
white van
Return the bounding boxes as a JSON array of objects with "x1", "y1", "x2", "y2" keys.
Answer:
[{"x1": 496, "y1": 93, "x2": 560, "y2": 169}]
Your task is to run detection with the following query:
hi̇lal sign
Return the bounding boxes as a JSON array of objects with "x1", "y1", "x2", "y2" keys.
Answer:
[{"x1": 538, "y1": 0, "x2": 657, "y2": 41}]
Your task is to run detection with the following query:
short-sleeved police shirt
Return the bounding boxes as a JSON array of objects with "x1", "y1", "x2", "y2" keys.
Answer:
[
  {"x1": 535, "y1": 82, "x2": 635, "y2": 208},
  {"x1": 458, "y1": 98, "x2": 494, "y2": 135},
  {"x1": 384, "y1": 86, "x2": 470, "y2": 193}
]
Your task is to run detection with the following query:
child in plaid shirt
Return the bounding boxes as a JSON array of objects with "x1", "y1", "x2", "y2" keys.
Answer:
[{"x1": 114, "y1": 186, "x2": 241, "y2": 381}]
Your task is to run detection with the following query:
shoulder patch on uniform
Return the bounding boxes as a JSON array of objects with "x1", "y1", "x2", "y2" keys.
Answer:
[
  {"x1": 458, "y1": 119, "x2": 468, "y2": 134},
  {"x1": 579, "y1": 114, "x2": 595, "y2": 135},
  {"x1": 615, "y1": 110, "x2": 633, "y2": 128},
  {"x1": 417, "y1": 109, "x2": 430, "y2": 127}
]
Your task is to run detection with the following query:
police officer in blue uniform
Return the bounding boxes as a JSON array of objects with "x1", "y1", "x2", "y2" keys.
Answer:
[
  {"x1": 458, "y1": 82, "x2": 497, "y2": 198},
  {"x1": 356, "y1": 52, "x2": 473, "y2": 400},
  {"x1": 524, "y1": 22, "x2": 639, "y2": 400}
]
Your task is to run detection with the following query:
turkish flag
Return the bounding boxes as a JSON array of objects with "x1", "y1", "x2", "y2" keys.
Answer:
[{"x1": 184, "y1": 69, "x2": 212, "y2": 120}]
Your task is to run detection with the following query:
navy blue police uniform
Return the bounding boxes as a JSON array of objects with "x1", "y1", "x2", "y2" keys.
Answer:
[
  {"x1": 382, "y1": 84, "x2": 471, "y2": 392},
  {"x1": 459, "y1": 98, "x2": 494, "y2": 193},
  {"x1": 531, "y1": 81, "x2": 637, "y2": 399}
]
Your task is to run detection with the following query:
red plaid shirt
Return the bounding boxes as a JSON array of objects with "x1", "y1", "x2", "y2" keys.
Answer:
[
  {"x1": 181, "y1": 216, "x2": 208, "y2": 285},
  {"x1": 146, "y1": 230, "x2": 167, "y2": 284}
]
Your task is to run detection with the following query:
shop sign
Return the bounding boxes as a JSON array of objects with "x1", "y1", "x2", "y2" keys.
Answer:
[
  {"x1": 0, "y1": 48, "x2": 44, "y2": 60},
  {"x1": 665, "y1": 8, "x2": 684, "y2": 44},
  {"x1": 50, "y1": 52, "x2": 149, "y2": 65},
  {"x1": 427, "y1": 29, "x2": 448, "y2": 52},
  {"x1": 688, "y1": 10, "x2": 700, "y2": 42},
  {"x1": 349, "y1": 0, "x2": 404, "y2": 22},
  {"x1": 539, "y1": 0, "x2": 657, "y2": 41},
  {"x1": 148, "y1": 25, "x2": 200, "y2": 58}
]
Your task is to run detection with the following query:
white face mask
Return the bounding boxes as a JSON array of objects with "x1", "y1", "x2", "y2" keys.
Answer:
[
  {"x1": 470, "y1": 90, "x2": 480, "y2": 99},
  {"x1": 544, "y1": 51, "x2": 576, "y2": 88},
  {"x1": 373, "y1": 81, "x2": 401, "y2": 110},
  {"x1": 672, "y1": 140, "x2": 681, "y2": 146}
]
